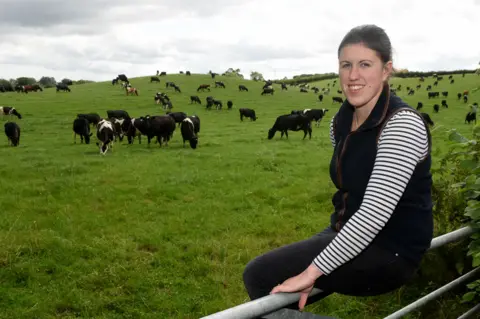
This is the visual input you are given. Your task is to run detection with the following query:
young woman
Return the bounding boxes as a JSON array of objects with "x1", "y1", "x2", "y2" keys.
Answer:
[{"x1": 243, "y1": 24, "x2": 433, "y2": 311}]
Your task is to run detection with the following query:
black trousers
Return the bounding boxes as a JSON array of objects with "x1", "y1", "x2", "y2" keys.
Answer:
[{"x1": 243, "y1": 227, "x2": 418, "y2": 310}]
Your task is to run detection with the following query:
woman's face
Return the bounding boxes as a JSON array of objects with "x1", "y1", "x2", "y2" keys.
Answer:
[{"x1": 338, "y1": 43, "x2": 392, "y2": 109}]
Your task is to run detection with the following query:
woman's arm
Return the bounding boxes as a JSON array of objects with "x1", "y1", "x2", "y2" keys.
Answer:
[{"x1": 313, "y1": 110, "x2": 429, "y2": 275}]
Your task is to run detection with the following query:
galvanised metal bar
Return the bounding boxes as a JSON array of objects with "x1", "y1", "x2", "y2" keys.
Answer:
[
  {"x1": 201, "y1": 226, "x2": 475, "y2": 319},
  {"x1": 456, "y1": 303, "x2": 480, "y2": 319}
]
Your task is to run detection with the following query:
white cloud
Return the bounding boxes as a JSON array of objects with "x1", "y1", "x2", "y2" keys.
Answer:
[{"x1": 0, "y1": 0, "x2": 478, "y2": 81}]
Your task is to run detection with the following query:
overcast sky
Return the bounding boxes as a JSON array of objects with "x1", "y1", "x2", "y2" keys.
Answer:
[{"x1": 0, "y1": 0, "x2": 478, "y2": 82}]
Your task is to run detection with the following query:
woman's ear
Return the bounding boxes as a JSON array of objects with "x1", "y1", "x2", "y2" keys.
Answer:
[{"x1": 383, "y1": 61, "x2": 393, "y2": 82}]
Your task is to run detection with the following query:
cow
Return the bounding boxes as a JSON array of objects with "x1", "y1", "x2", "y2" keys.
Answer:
[
  {"x1": 4, "y1": 122, "x2": 20, "y2": 146},
  {"x1": 227, "y1": 100, "x2": 233, "y2": 109},
  {"x1": 106, "y1": 110, "x2": 129, "y2": 120},
  {"x1": 450, "y1": 79, "x2": 455, "y2": 84},
  {"x1": 441, "y1": 100, "x2": 448, "y2": 108},
  {"x1": 117, "y1": 74, "x2": 129, "y2": 83},
  {"x1": 190, "y1": 96, "x2": 201, "y2": 104},
  {"x1": 213, "y1": 100, "x2": 223, "y2": 110},
  {"x1": 205, "y1": 96, "x2": 215, "y2": 109},
  {"x1": 126, "y1": 86, "x2": 139, "y2": 96},
  {"x1": 150, "y1": 76, "x2": 160, "y2": 83},
  {"x1": 433, "y1": 104, "x2": 439, "y2": 113},
  {"x1": 239, "y1": 108, "x2": 257, "y2": 121},
  {"x1": 96, "y1": 119, "x2": 115, "y2": 155},
  {"x1": 458, "y1": 93, "x2": 462, "y2": 100},
  {"x1": 416, "y1": 102, "x2": 423, "y2": 111},
  {"x1": 122, "y1": 117, "x2": 148, "y2": 144},
  {"x1": 268, "y1": 114, "x2": 312, "y2": 140},
  {"x1": 160, "y1": 71, "x2": 167, "y2": 76},
  {"x1": 304, "y1": 108, "x2": 329, "y2": 127},
  {"x1": 441, "y1": 91, "x2": 448, "y2": 97},
  {"x1": 145, "y1": 115, "x2": 176, "y2": 146},
  {"x1": 464, "y1": 95, "x2": 469, "y2": 103},
  {"x1": 210, "y1": 71, "x2": 218, "y2": 79},
  {"x1": 180, "y1": 116, "x2": 200, "y2": 149},
  {"x1": 318, "y1": 94, "x2": 323, "y2": 102},
  {"x1": 428, "y1": 92, "x2": 439, "y2": 99},
  {"x1": 73, "y1": 117, "x2": 92, "y2": 144},
  {"x1": 426, "y1": 85, "x2": 432, "y2": 91},
  {"x1": 110, "y1": 118, "x2": 125, "y2": 142},
  {"x1": 112, "y1": 78, "x2": 118, "y2": 85},
  {"x1": 261, "y1": 88, "x2": 274, "y2": 95},
  {"x1": 77, "y1": 113, "x2": 101, "y2": 126},
  {"x1": 215, "y1": 81, "x2": 225, "y2": 88},
  {"x1": 166, "y1": 82, "x2": 176, "y2": 88},
  {"x1": 22, "y1": 84, "x2": 43, "y2": 93},
  {"x1": 281, "y1": 83, "x2": 288, "y2": 91},
  {"x1": 300, "y1": 88, "x2": 308, "y2": 93},
  {"x1": 466, "y1": 112, "x2": 477, "y2": 124},
  {"x1": 56, "y1": 83, "x2": 71, "y2": 92},
  {"x1": 420, "y1": 113, "x2": 434, "y2": 127},
  {"x1": 0, "y1": 106, "x2": 22, "y2": 119},
  {"x1": 239, "y1": 85, "x2": 248, "y2": 92},
  {"x1": 332, "y1": 96, "x2": 344, "y2": 104},
  {"x1": 167, "y1": 111, "x2": 187, "y2": 127},
  {"x1": 186, "y1": 71, "x2": 191, "y2": 76},
  {"x1": 408, "y1": 89, "x2": 415, "y2": 96},
  {"x1": 197, "y1": 84, "x2": 211, "y2": 92}
]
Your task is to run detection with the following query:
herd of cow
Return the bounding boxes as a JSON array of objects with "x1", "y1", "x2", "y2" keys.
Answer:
[{"x1": 1, "y1": 71, "x2": 478, "y2": 152}]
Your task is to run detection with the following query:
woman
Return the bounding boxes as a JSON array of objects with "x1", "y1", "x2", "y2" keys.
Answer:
[{"x1": 243, "y1": 24, "x2": 433, "y2": 311}]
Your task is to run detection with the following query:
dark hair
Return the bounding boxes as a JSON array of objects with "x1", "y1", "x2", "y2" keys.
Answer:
[{"x1": 338, "y1": 25, "x2": 392, "y2": 63}]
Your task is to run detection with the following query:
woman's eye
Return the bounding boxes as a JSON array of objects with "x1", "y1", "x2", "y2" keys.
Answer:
[
  {"x1": 341, "y1": 64, "x2": 351, "y2": 69},
  {"x1": 360, "y1": 63, "x2": 370, "y2": 67}
]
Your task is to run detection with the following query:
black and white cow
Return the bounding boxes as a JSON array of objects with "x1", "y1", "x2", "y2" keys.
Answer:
[
  {"x1": 109, "y1": 118, "x2": 125, "y2": 142},
  {"x1": 122, "y1": 117, "x2": 148, "y2": 144},
  {"x1": 268, "y1": 114, "x2": 312, "y2": 140},
  {"x1": 145, "y1": 115, "x2": 176, "y2": 146},
  {"x1": 167, "y1": 111, "x2": 187, "y2": 127},
  {"x1": 416, "y1": 102, "x2": 423, "y2": 110},
  {"x1": 239, "y1": 108, "x2": 257, "y2": 121},
  {"x1": 106, "y1": 110, "x2": 130, "y2": 119},
  {"x1": 73, "y1": 117, "x2": 92, "y2": 144},
  {"x1": 239, "y1": 85, "x2": 248, "y2": 92},
  {"x1": 227, "y1": 100, "x2": 233, "y2": 109},
  {"x1": 420, "y1": 112, "x2": 434, "y2": 127},
  {"x1": 56, "y1": 83, "x2": 71, "y2": 92},
  {"x1": 0, "y1": 106, "x2": 22, "y2": 119},
  {"x1": 466, "y1": 112, "x2": 477, "y2": 124},
  {"x1": 332, "y1": 96, "x2": 344, "y2": 104},
  {"x1": 190, "y1": 95, "x2": 201, "y2": 104},
  {"x1": 4, "y1": 122, "x2": 20, "y2": 146},
  {"x1": 180, "y1": 116, "x2": 200, "y2": 149},
  {"x1": 96, "y1": 119, "x2": 115, "y2": 155},
  {"x1": 304, "y1": 108, "x2": 329, "y2": 127},
  {"x1": 261, "y1": 88, "x2": 274, "y2": 95}
]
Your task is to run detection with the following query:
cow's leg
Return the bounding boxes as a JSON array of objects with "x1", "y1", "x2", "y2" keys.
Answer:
[
  {"x1": 240, "y1": 114, "x2": 243, "y2": 121},
  {"x1": 73, "y1": 132, "x2": 76, "y2": 144},
  {"x1": 285, "y1": 131, "x2": 289, "y2": 139}
]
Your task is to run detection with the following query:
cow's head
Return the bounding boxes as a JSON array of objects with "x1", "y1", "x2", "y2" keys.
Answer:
[
  {"x1": 11, "y1": 108, "x2": 22, "y2": 119},
  {"x1": 267, "y1": 129, "x2": 275, "y2": 140},
  {"x1": 189, "y1": 136, "x2": 198, "y2": 149}
]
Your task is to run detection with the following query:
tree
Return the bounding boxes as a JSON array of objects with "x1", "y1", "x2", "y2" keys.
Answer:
[
  {"x1": 16, "y1": 77, "x2": 36, "y2": 86},
  {"x1": 250, "y1": 71, "x2": 264, "y2": 81},
  {"x1": 39, "y1": 76, "x2": 56, "y2": 88},
  {"x1": 224, "y1": 68, "x2": 244, "y2": 79}
]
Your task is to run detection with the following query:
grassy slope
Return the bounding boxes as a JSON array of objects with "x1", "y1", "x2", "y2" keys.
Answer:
[{"x1": 0, "y1": 73, "x2": 478, "y2": 318}]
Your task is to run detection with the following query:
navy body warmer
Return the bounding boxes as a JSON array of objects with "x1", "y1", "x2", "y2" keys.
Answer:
[{"x1": 329, "y1": 83, "x2": 433, "y2": 266}]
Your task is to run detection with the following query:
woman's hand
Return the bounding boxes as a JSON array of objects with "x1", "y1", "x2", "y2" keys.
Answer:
[{"x1": 270, "y1": 264, "x2": 324, "y2": 311}]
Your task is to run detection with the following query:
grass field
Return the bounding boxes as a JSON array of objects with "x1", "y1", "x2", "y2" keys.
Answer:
[{"x1": 0, "y1": 73, "x2": 479, "y2": 319}]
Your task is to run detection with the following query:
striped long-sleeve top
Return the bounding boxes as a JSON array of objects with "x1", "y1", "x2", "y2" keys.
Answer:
[{"x1": 313, "y1": 109, "x2": 429, "y2": 275}]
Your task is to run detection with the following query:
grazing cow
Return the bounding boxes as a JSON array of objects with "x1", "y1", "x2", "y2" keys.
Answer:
[
  {"x1": 337, "y1": 90, "x2": 342, "y2": 94},
  {"x1": 466, "y1": 112, "x2": 477, "y2": 124},
  {"x1": 186, "y1": 71, "x2": 191, "y2": 76},
  {"x1": 210, "y1": 72, "x2": 218, "y2": 79},
  {"x1": 56, "y1": 83, "x2": 71, "y2": 92},
  {"x1": 239, "y1": 108, "x2": 257, "y2": 121},
  {"x1": 190, "y1": 96, "x2": 201, "y2": 104},
  {"x1": 145, "y1": 115, "x2": 176, "y2": 146},
  {"x1": 73, "y1": 117, "x2": 92, "y2": 144},
  {"x1": 261, "y1": 88, "x2": 274, "y2": 95},
  {"x1": 433, "y1": 81, "x2": 438, "y2": 86},
  {"x1": 112, "y1": 78, "x2": 118, "y2": 85},
  {"x1": 416, "y1": 102, "x2": 423, "y2": 110},
  {"x1": 173, "y1": 85, "x2": 181, "y2": 93},
  {"x1": 167, "y1": 111, "x2": 187, "y2": 127},
  {"x1": 4, "y1": 122, "x2": 20, "y2": 146},
  {"x1": 416, "y1": 84, "x2": 421, "y2": 89},
  {"x1": 197, "y1": 84, "x2": 211, "y2": 92},
  {"x1": 215, "y1": 81, "x2": 225, "y2": 88},
  {"x1": 126, "y1": 86, "x2": 138, "y2": 96},
  {"x1": 122, "y1": 117, "x2": 148, "y2": 144},
  {"x1": 441, "y1": 100, "x2": 448, "y2": 108},
  {"x1": 110, "y1": 118, "x2": 125, "y2": 142},
  {"x1": 458, "y1": 93, "x2": 462, "y2": 100},
  {"x1": 205, "y1": 96, "x2": 215, "y2": 109},
  {"x1": 332, "y1": 96, "x2": 344, "y2": 104},
  {"x1": 318, "y1": 94, "x2": 323, "y2": 102},
  {"x1": 420, "y1": 113, "x2": 434, "y2": 127},
  {"x1": 117, "y1": 74, "x2": 129, "y2": 83},
  {"x1": 0, "y1": 106, "x2": 22, "y2": 119},
  {"x1": 464, "y1": 95, "x2": 468, "y2": 103},
  {"x1": 160, "y1": 71, "x2": 167, "y2": 76},
  {"x1": 426, "y1": 85, "x2": 432, "y2": 91},
  {"x1": 312, "y1": 87, "x2": 320, "y2": 93},
  {"x1": 22, "y1": 84, "x2": 43, "y2": 93},
  {"x1": 304, "y1": 108, "x2": 329, "y2": 127},
  {"x1": 441, "y1": 91, "x2": 448, "y2": 97},
  {"x1": 300, "y1": 88, "x2": 308, "y2": 93},
  {"x1": 281, "y1": 83, "x2": 288, "y2": 90},
  {"x1": 165, "y1": 82, "x2": 176, "y2": 89},
  {"x1": 428, "y1": 92, "x2": 439, "y2": 98},
  {"x1": 213, "y1": 100, "x2": 223, "y2": 110},
  {"x1": 150, "y1": 76, "x2": 160, "y2": 83},
  {"x1": 96, "y1": 119, "x2": 115, "y2": 155},
  {"x1": 239, "y1": 85, "x2": 248, "y2": 92},
  {"x1": 77, "y1": 113, "x2": 101, "y2": 126},
  {"x1": 433, "y1": 104, "x2": 439, "y2": 113},
  {"x1": 107, "y1": 110, "x2": 129, "y2": 119},
  {"x1": 450, "y1": 79, "x2": 455, "y2": 84},
  {"x1": 227, "y1": 100, "x2": 233, "y2": 109},
  {"x1": 464, "y1": 90, "x2": 469, "y2": 96},
  {"x1": 408, "y1": 89, "x2": 415, "y2": 95},
  {"x1": 268, "y1": 114, "x2": 312, "y2": 140},
  {"x1": 180, "y1": 116, "x2": 200, "y2": 149}
]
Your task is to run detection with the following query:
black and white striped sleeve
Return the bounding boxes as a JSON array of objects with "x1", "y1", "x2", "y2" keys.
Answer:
[
  {"x1": 329, "y1": 115, "x2": 336, "y2": 148},
  {"x1": 313, "y1": 110, "x2": 429, "y2": 275}
]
